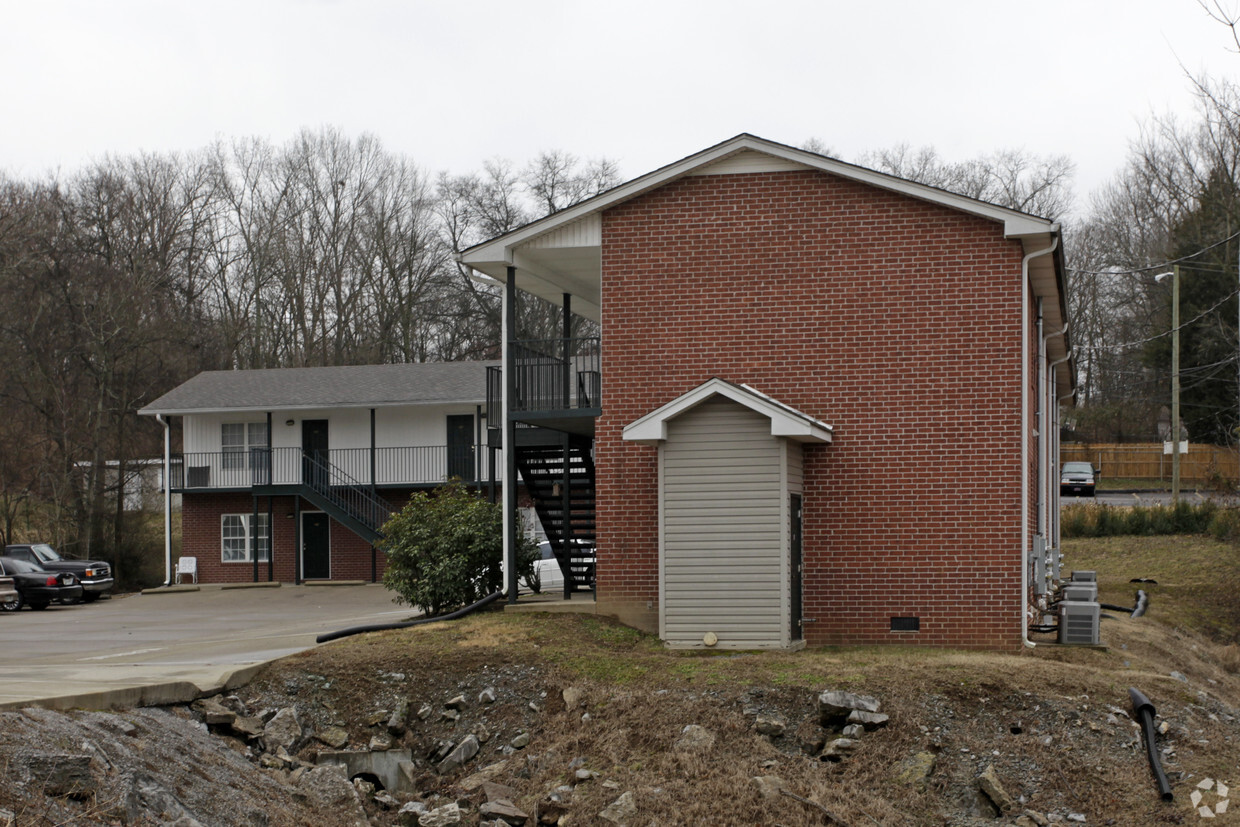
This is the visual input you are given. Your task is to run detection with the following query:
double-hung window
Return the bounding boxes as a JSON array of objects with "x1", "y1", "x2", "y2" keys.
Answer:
[
  {"x1": 221, "y1": 422, "x2": 269, "y2": 471},
  {"x1": 221, "y1": 514, "x2": 270, "y2": 563}
]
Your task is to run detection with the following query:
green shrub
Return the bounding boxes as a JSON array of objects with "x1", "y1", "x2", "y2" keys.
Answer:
[
  {"x1": 379, "y1": 481, "x2": 535, "y2": 615},
  {"x1": 1061, "y1": 501, "x2": 1240, "y2": 539}
]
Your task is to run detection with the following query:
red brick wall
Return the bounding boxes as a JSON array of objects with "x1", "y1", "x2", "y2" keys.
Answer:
[
  {"x1": 596, "y1": 170, "x2": 1029, "y2": 649},
  {"x1": 181, "y1": 491, "x2": 415, "y2": 584}
]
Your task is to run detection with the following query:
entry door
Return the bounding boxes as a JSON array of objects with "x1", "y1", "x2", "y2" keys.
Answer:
[
  {"x1": 302, "y1": 512, "x2": 331, "y2": 580},
  {"x1": 790, "y1": 494, "x2": 804, "y2": 642},
  {"x1": 302, "y1": 419, "x2": 329, "y2": 488},
  {"x1": 446, "y1": 414, "x2": 475, "y2": 482}
]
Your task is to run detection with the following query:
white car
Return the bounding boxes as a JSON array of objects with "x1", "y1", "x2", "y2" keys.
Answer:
[{"x1": 523, "y1": 540, "x2": 595, "y2": 594}]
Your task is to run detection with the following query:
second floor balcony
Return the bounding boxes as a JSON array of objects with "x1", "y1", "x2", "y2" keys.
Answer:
[
  {"x1": 169, "y1": 445, "x2": 499, "y2": 491},
  {"x1": 487, "y1": 336, "x2": 600, "y2": 435}
]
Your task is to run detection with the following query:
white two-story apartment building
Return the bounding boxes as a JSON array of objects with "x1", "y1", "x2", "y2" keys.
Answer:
[{"x1": 140, "y1": 361, "x2": 499, "y2": 584}]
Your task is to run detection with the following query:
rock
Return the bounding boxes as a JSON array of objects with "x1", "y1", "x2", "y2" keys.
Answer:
[
  {"x1": 847, "y1": 710, "x2": 889, "y2": 730},
  {"x1": 418, "y1": 704, "x2": 434, "y2": 721},
  {"x1": 1170, "y1": 671, "x2": 1189, "y2": 683},
  {"x1": 819, "y1": 738, "x2": 859, "y2": 762},
  {"x1": 445, "y1": 694, "x2": 468, "y2": 710},
  {"x1": 749, "y1": 775, "x2": 785, "y2": 798},
  {"x1": 479, "y1": 687, "x2": 498, "y2": 705},
  {"x1": 978, "y1": 764, "x2": 1016, "y2": 814},
  {"x1": 315, "y1": 726, "x2": 350, "y2": 749},
  {"x1": 891, "y1": 751, "x2": 936, "y2": 789},
  {"x1": 536, "y1": 798, "x2": 569, "y2": 825},
  {"x1": 388, "y1": 700, "x2": 411, "y2": 736},
  {"x1": 26, "y1": 753, "x2": 96, "y2": 798},
  {"x1": 370, "y1": 734, "x2": 394, "y2": 751},
  {"x1": 1067, "y1": 814, "x2": 1087, "y2": 824},
  {"x1": 479, "y1": 798, "x2": 529, "y2": 825},
  {"x1": 259, "y1": 753, "x2": 285, "y2": 769},
  {"x1": 230, "y1": 716, "x2": 265, "y2": 740},
  {"x1": 458, "y1": 760, "x2": 510, "y2": 791},
  {"x1": 442, "y1": 709, "x2": 461, "y2": 723},
  {"x1": 193, "y1": 697, "x2": 237, "y2": 726},
  {"x1": 398, "y1": 801, "x2": 428, "y2": 825},
  {"x1": 354, "y1": 777, "x2": 376, "y2": 796},
  {"x1": 375, "y1": 791, "x2": 399, "y2": 809},
  {"x1": 794, "y1": 717, "x2": 826, "y2": 755},
  {"x1": 562, "y1": 686, "x2": 585, "y2": 710},
  {"x1": 754, "y1": 713, "x2": 787, "y2": 737},
  {"x1": 419, "y1": 802, "x2": 462, "y2": 827},
  {"x1": 510, "y1": 731, "x2": 531, "y2": 749},
  {"x1": 438, "y1": 734, "x2": 481, "y2": 774},
  {"x1": 673, "y1": 724, "x2": 715, "y2": 752},
  {"x1": 472, "y1": 722, "x2": 492, "y2": 744},
  {"x1": 296, "y1": 765, "x2": 364, "y2": 813},
  {"x1": 841, "y1": 724, "x2": 864, "y2": 737},
  {"x1": 818, "y1": 690, "x2": 881, "y2": 722},
  {"x1": 575, "y1": 769, "x2": 598, "y2": 782},
  {"x1": 481, "y1": 780, "x2": 520, "y2": 802},
  {"x1": 1017, "y1": 811, "x2": 1049, "y2": 827},
  {"x1": 263, "y1": 707, "x2": 302, "y2": 752},
  {"x1": 598, "y1": 791, "x2": 636, "y2": 825}
]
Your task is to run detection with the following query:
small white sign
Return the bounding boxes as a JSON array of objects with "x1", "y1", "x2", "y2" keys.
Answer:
[{"x1": 1163, "y1": 441, "x2": 1189, "y2": 455}]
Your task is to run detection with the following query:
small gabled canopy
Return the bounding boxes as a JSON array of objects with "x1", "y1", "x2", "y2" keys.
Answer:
[{"x1": 623, "y1": 378, "x2": 833, "y2": 446}]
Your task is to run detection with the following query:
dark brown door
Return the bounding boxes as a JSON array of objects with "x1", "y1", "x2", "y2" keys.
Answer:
[
  {"x1": 790, "y1": 494, "x2": 803, "y2": 642},
  {"x1": 302, "y1": 419, "x2": 329, "y2": 487},
  {"x1": 447, "y1": 415, "x2": 475, "y2": 482},
  {"x1": 302, "y1": 512, "x2": 331, "y2": 579}
]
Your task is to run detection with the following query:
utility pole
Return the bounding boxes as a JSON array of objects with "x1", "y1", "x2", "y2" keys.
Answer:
[{"x1": 1172, "y1": 264, "x2": 1181, "y2": 504}]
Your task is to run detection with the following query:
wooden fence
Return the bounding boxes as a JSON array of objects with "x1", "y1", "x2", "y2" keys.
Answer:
[{"x1": 1061, "y1": 443, "x2": 1240, "y2": 484}]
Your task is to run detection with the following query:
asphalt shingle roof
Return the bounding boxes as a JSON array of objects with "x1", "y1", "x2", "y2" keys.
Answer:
[{"x1": 139, "y1": 361, "x2": 498, "y2": 415}]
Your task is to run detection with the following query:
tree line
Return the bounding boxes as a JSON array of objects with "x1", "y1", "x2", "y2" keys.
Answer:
[
  {"x1": 7, "y1": 67, "x2": 1240, "y2": 575},
  {"x1": 0, "y1": 129, "x2": 617, "y2": 575}
]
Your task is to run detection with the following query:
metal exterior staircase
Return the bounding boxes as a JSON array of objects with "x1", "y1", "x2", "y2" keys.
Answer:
[
  {"x1": 287, "y1": 452, "x2": 391, "y2": 545},
  {"x1": 514, "y1": 429, "x2": 596, "y2": 595}
]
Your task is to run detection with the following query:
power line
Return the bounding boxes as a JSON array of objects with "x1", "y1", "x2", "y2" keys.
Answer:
[{"x1": 1069, "y1": 228, "x2": 1240, "y2": 277}]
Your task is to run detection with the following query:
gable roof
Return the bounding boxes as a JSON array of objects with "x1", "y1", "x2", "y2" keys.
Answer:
[
  {"x1": 623, "y1": 378, "x2": 833, "y2": 446},
  {"x1": 458, "y1": 133, "x2": 1061, "y2": 313},
  {"x1": 138, "y1": 361, "x2": 498, "y2": 416}
]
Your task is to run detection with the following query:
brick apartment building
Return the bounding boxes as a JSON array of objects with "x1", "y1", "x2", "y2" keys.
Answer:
[{"x1": 460, "y1": 134, "x2": 1073, "y2": 650}]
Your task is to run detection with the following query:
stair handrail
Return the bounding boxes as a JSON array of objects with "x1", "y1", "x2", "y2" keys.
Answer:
[{"x1": 301, "y1": 450, "x2": 391, "y2": 536}]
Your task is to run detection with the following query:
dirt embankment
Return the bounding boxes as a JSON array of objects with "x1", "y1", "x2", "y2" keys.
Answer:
[{"x1": 2, "y1": 611, "x2": 1239, "y2": 826}]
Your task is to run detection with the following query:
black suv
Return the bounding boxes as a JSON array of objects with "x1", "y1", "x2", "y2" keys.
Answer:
[{"x1": 3, "y1": 543, "x2": 113, "y2": 601}]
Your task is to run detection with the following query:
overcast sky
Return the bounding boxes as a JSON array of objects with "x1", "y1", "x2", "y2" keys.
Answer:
[{"x1": 2, "y1": 0, "x2": 1238, "y2": 213}]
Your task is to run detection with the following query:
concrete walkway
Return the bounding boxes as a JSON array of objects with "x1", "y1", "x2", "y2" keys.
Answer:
[{"x1": 0, "y1": 583, "x2": 416, "y2": 711}]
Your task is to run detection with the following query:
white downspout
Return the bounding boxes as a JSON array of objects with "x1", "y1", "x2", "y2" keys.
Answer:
[
  {"x1": 500, "y1": 279, "x2": 511, "y2": 597},
  {"x1": 1021, "y1": 236, "x2": 1059, "y2": 648},
  {"x1": 1048, "y1": 350, "x2": 1073, "y2": 582},
  {"x1": 156, "y1": 414, "x2": 172, "y2": 587}
]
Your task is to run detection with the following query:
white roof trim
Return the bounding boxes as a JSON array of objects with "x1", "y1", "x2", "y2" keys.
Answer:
[
  {"x1": 459, "y1": 134, "x2": 1058, "y2": 271},
  {"x1": 623, "y1": 378, "x2": 833, "y2": 446}
]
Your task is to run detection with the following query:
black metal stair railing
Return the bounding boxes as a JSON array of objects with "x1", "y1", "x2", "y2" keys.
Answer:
[{"x1": 299, "y1": 451, "x2": 392, "y2": 539}]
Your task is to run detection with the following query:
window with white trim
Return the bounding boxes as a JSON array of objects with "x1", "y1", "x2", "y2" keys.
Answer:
[
  {"x1": 221, "y1": 422, "x2": 268, "y2": 470},
  {"x1": 221, "y1": 514, "x2": 270, "y2": 563}
]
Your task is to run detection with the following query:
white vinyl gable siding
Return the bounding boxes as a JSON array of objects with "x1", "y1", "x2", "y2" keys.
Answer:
[{"x1": 660, "y1": 397, "x2": 789, "y2": 649}]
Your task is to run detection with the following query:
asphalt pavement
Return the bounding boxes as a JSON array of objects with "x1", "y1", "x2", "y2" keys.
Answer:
[{"x1": 0, "y1": 583, "x2": 417, "y2": 710}]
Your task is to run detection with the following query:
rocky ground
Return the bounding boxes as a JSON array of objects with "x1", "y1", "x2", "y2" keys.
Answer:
[{"x1": 1, "y1": 609, "x2": 1238, "y2": 826}]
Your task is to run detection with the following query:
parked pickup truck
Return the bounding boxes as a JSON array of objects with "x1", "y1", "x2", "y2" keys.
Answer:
[{"x1": 3, "y1": 543, "x2": 113, "y2": 601}]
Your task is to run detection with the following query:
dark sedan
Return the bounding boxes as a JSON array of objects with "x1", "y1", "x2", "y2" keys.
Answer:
[{"x1": 0, "y1": 557, "x2": 83, "y2": 611}]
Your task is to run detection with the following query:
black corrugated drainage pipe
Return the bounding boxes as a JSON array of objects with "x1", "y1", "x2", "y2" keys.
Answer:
[
  {"x1": 316, "y1": 591, "x2": 503, "y2": 644},
  {"x1": 1129, "y1": 687, "x2": 1174, "y2": 802}
]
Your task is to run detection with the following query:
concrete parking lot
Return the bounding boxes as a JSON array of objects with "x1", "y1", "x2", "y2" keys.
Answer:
[{"x1": 0, "y1": 583, "x2": 416, "y2": 710}]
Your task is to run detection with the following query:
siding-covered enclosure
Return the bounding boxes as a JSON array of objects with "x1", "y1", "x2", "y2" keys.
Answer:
[{"x1": 624, "y1": 379, "x2": 830, "y2": 650}]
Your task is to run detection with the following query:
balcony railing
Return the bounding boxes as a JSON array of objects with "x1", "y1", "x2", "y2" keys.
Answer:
[
  {"x1": 487, "y1": 337, "x2": 601, "y2": 421},
  {"x1": 169, "y1": 445, "x2": 499, "y2": 490}
]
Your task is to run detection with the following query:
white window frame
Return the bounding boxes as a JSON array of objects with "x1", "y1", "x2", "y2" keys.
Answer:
[
  {"x1": 221, "y1": 513, "x2": 270, "y2": 563},
  {"x1": 221, "y1": 422, "x2": 269, "y2": 471}
]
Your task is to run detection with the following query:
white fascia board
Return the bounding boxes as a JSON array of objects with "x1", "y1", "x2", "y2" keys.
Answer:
[
  {"x1": 458, "y1": 135, "x2": 1059, "y2": 273},
  {"x1": 623, "y1": 378, "x2": 832, "y2": 446}
]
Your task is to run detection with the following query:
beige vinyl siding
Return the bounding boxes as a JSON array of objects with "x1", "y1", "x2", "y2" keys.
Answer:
[{"x1": 662, "y1": 397, "x2": 785, "y2": 647}]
